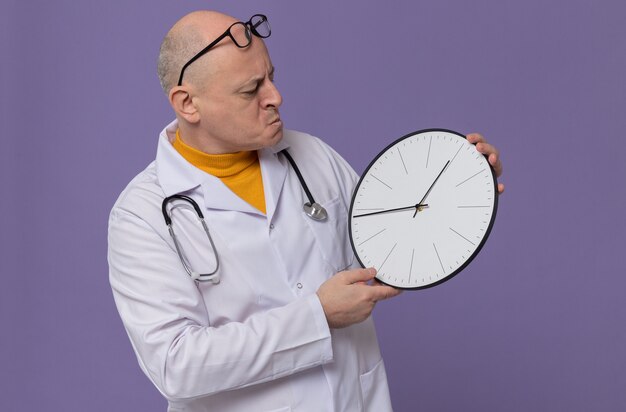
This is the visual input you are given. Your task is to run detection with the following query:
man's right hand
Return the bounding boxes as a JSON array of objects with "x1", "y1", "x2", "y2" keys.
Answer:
[{"x1": 316, "y1": 268, "x2": 401, "y2": 329}]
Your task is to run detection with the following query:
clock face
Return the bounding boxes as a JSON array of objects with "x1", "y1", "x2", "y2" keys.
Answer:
[{"x1": 348, "y1": 129, "x2": 498, "y2": 289}]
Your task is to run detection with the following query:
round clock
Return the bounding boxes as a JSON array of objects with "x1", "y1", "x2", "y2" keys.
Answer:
[{"x1": 348, "y1": 129, "x2": 498, "y2": 290}]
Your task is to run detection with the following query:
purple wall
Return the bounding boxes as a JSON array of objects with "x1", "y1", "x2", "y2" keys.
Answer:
[{"x1": 2, "y1": 1, "x2": 625, "y2": 410}]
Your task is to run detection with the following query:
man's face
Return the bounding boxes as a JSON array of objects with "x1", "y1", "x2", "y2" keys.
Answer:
[{"x1": 191, "y1": 37, "x2": 283, "y2": 153}]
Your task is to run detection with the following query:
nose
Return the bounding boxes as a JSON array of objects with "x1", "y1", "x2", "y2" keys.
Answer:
[{"x1": 262, "y1": 79, "x2": 282, "y2": 110}]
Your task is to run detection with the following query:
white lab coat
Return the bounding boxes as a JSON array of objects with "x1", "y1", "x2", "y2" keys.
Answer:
[{"x1": 108, "y1": 120, "x2": 393, "y2": 412}]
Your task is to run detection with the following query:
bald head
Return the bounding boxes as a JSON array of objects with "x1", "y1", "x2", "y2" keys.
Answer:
[
  {"x1": 160, "y1": 11, "x2": 282, "y2": 154},
  {"x1": 157, "y1": 11, "x2": 238, "y2": 94}
]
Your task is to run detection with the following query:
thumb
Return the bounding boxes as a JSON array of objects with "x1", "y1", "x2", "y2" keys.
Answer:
[{"x1": 341, "y1": 267, "x2": 377, "y2": 284}]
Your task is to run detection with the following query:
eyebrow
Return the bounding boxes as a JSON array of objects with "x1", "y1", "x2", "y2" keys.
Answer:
[{"x1": 239, "y1": 66, "x2": 275, "y2": 90}]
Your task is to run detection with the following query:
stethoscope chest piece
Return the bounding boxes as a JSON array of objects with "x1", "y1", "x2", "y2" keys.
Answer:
[
  {"x1": 281, "y1": 149, "x2": 329, "y2": 222},
  {"x1": 303, "y1": 202, "x2": 327, "y2": 221}
]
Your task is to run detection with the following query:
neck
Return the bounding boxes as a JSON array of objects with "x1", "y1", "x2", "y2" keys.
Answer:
[{"x1": 177, "y1": 122, "x2": 237, "y2": 154}]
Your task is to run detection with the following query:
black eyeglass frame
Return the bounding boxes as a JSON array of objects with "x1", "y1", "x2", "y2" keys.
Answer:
[{"x1": 176, "y1": 14, "x2": 271, "y2": 87}]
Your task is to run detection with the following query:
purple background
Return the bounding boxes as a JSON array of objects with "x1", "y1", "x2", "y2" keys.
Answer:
[{"x1": 2, "y1": 1, "x2": 625, "y2": 411}]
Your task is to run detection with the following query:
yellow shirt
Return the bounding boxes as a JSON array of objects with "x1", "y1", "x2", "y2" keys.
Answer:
[{"x1": 172, "y1": 131, "x2": 266, "y2": 214}]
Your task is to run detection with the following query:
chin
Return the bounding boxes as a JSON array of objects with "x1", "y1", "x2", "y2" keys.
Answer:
[
  {"x1": 273, "y1": 127, "x2": 284, "y2": 142},
  {"x1": 246, "y1": 125, "x2": 284, "y2": 151},
  {"x1": 262, "y1": 126, "x2": 284, "y2": 148}
]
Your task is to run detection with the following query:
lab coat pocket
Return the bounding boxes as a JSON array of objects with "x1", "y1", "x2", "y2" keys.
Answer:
[
  {"x1": 306, "y1": 197, "x2": 354, "y2": 273},
  {"x1": 359, "y1": 358, "x2": 392, "y2": 412}
]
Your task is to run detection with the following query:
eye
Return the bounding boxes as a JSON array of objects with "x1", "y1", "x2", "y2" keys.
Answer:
[{"x1": 243, "y1": 83, "x2": 260, "y2": 96}]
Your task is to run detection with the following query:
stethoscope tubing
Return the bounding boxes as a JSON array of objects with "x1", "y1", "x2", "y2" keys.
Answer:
[
  {"x1": 162, "y1": 149, "x2": 327, "y2": 282},
  {"x1": 280, "y1": 150, "x2": 315, "y2": 206},
  {"x1": 162, "y1": 194, "x2": 220, "y2": 283},
  {"x1": 280, "y1": 149, "x2": 328, "y2": 221}
]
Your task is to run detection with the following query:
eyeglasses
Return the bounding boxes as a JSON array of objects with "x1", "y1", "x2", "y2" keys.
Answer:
[{"x1": 177, "y1": 14, "x2": 271, "y2": 87}]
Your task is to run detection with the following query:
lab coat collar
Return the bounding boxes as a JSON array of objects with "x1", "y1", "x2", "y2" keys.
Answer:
[
  {"x1": 155, "y1": 119, "x2": 291, "y2": 218},
  {"x1": 156, "y1": 120, "x2": 205, "y2": 197},
  {"x1": 258, "y1": 146, "x2": 287, "y2": 221}
]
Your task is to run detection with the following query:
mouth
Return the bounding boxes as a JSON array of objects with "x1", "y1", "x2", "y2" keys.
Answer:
[{"x1": 268, "y1": 109, "x2": 282, "y2": 125}]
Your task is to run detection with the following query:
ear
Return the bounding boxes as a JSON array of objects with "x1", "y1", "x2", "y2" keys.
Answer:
[{"x1": 169, "y1": 86, "x2": 201, "y2": 124}]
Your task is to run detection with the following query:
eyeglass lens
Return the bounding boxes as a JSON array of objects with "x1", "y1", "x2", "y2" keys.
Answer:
[
  {"x1": 229, "y1": 22, "x2": 252, "y2": 47},
  {"x1": 177, "y1": 15, "x2": 271, "y2": 87},
  {"x1": 249, "y1": 14, "x2": 271, "y2": 38},
  {"x1": 227, "y1": 15, "x2": 270, "y2": 48}
]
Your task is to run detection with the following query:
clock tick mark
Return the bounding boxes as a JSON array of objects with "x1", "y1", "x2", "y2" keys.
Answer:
[
  {"x1": 433, "y1": 243, "x2": 445, "y2": 273},
  {"x1": 408, "y1": 248, "x2": 415, "y2": 283},
  {"x1": 456, "y1": 169, "x2": 486, "y2": 187},
  {"x1": 449, "y1": 227, "x2": 475, "y2": 245},
  {"x1": 457, "y1": 205, "x2": 490, "y2": 208},
  {"x1": 378, "y1": 243, "x2": 397, "y2": 272},
  {"x1": 358, "y1": 228, "x2": 387, "y2": 246},
  {"x1": 370, "y1": 174, "x2": 393, "y2": 190},
  {"x1": 398, "y1": 147, "x2": 408, "y2": 175}
]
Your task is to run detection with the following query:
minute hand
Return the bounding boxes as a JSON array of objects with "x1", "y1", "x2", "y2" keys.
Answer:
[
  {"x1": 413, "y1": 160, "x2": 450, "y2": 218},
  {"x1": 353, "y1": 203, "x2": 429, "y2": 218}
]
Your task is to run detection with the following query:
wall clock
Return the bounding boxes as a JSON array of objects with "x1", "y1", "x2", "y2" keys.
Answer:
[{"x1": 348, "y1": 129, "x2": 498, "y2": 289}]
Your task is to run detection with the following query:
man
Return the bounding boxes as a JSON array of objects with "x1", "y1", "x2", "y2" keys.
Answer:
[{"x1": 108, "y1": 10, "x2": 504, "y2": 412}]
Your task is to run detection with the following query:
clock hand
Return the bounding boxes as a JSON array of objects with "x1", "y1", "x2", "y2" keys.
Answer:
[
  {"x1": 413, "y1": 160, "x2": 450, "y2": 218},
  {"x1": 353, "y1": 204, "x2": 429, "y2": 218}
]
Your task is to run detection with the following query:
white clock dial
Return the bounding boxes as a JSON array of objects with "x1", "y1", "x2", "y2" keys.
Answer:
[{"x1": 349, "y1": 129, "x2": 498, "y2": 289}]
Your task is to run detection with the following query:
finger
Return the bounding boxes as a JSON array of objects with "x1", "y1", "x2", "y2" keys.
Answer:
[
  {"x1": 466, "y1": 133, "x2": 485, "y2": 144},
  {"x1": 475, "y1": 142, "x2": 499, "y2": 157},
  {"x1": 371, "y1": 278, "x2": 394, "y2": 288},
  {"x1": 468, "y1": 133, "x2": 504, "y2": 189},
  {"x1": 369, "y1": 284, "x2": 402, "y2": 301},
  {"x1": 372, "y1": 279, "x2": 404, "y2": 295},
  {"x1": 472, "y1": 141, "x2": 502, "y2": 174},
  {"x1": 342, "y1": 267, "x2": 377, "y2": 284},
  {"x1": 488, "y1": 153, "x2": 503, "y2": 177},
  {"x1": 475, "y1": 143, "x2": 502, "y2": 175}
]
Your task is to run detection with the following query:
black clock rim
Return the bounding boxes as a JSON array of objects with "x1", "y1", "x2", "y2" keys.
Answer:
[{"x1": 347, "y1": 128, "x2": 499, "y2": 290}]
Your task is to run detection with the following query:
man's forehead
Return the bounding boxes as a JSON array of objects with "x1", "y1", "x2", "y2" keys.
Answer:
[{"x1": 220, "y1": 40, "x2": 273, "y2": 83}]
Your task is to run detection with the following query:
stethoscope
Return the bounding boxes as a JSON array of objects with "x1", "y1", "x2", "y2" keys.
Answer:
[{"x1": 161, "y1": 149, "x2": 328, "y2": 283}]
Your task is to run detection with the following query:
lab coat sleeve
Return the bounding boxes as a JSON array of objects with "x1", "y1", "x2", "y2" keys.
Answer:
[{"x1": 108, "y1": 207, "x2": 333, "y2": 401}]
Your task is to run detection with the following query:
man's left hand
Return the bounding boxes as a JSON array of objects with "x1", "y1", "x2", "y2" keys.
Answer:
[{"x1": 467, "y1": 133, "x2": 505, "y2": 194}]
